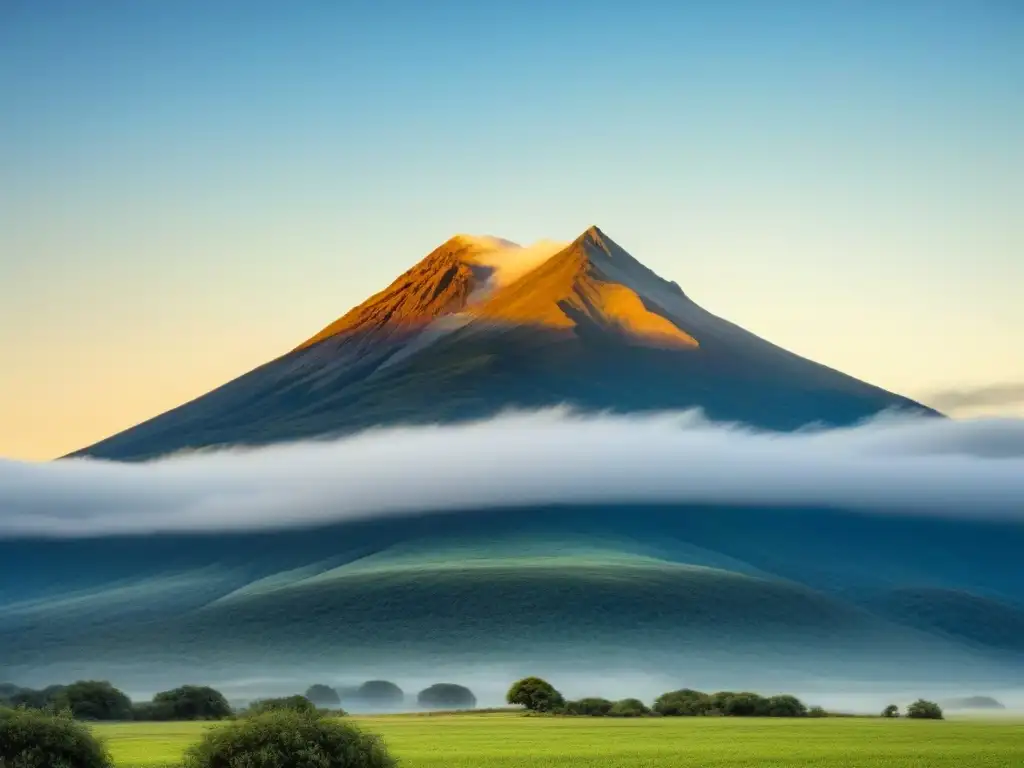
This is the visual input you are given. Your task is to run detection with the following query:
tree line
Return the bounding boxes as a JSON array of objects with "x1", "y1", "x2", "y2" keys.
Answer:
[
  {"x1": 505, "y1": 677, "x2": 945, "y2": 720},
  {"x1": 2, "y1": 674, "x2": 948, "y2": 768},
  {"x1": 0, "y1": 679, "x2": 476, "y2": 721}
]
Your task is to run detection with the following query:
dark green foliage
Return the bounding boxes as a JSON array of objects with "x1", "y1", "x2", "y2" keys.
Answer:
[
  {"x1": 906, "y1": 699, "x2": 944, "y2": 720},
  {"x1": 562, "y1": 697, "x2": 614, "y2": 716},
  {"x1": 709, "y1": 691, "x2": 769, "y2": 717},
  {"x1": 763, "y1": 695, "x2": 808, "y2": 717},
  {"x1": 150, "y1": 685, "x2": 232, "y2": 721},
  {"x1": 355, "y1": 681, "x2": 404, "y2": 708},
  {"x1": 304, "y1": 684, "x2": 342, "y2": 709},
  {"x1": 882, "y1": 704, "x2": 900, "y2": 718},
  {"x1": 608, "y1": 698, "x2": 650, "y2": 717},
  {"x1": 5, "y1": 685, "x2": 67, "y2": 712},
  {"x1": 247, "y1": 695, "x2": 317, "y2": 716},
  {"x1": 182, "y1": 709, "x2": 395, "y2": 768},
  {"x1": 416, "y1": 683, "x2": 476, "y2": 710},
  {"x1": 132, "y1": 701, "x2": 173, "y2": 721},
  {"x1": 0, "y1": 707, "x2": 113, "y2": 768},
  {"x1": 56, "y1": 681, "x2": 132, "y2": 721},
  {"x1": 807, "y1": 706, "x2": 828, "y2": 718},
  {"x1": 506, "y1": 677, "x2": 564, "y2": 713},
  {"x1": 653, "y1": 689, "x2": 712, "y2": 716}
]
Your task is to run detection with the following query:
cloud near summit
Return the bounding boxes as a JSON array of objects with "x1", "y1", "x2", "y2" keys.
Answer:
[{"x1": 2, "y1": 409, "x2": 1024, "y2": 539}]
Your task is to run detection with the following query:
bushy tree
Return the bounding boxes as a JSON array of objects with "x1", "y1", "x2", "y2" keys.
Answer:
[
  {"x1": 247, "y1": 695, "x2": 317, "y2": 716},
  {"x1": 56, "y1": 681, "x2": 132, "y2": 721},
  {"x1": 182, "y1": 709, "x2": 395, "y2": 768},
  {"x1": 356, "y1": 681, "x2": 404, "y2": 708},
  {"x1": 653, "y1": 689, "x2": 712, "y2": 716},
  {"x1": 763, "y1": 694, "x2": 808, "y2": 717},
  {"x1": 417, "y1": 683, "x2": 476, "y2": 710},
  {"x1": 305, "y1": 685, "x2": 342, "y2": 709},
  {"x1": 151, "y1": 685, "x2": 232, "y2": 721},
  {"x1": 563, "y1": 697, "x2": 614, "y2": 716},
  {"x1": 608, "y1": 698, "x2": 650, "y2": 718},
  {"x1": 506, "y1": 677, "x2": 564, "y2": 713},
  {"x1": 906, "y1": 699, "x2": 943, "y2": 720},
  {"x1": 807, "y1": 705, "x2": 828, "y2": 718},
  {"x1": 882, "y1": 704, "x2": 900, "y2": 718},
  {"x1": 6, "y1": 684, "x2": 67, "y2": 711},
  {"x1": 0, "y1": 706, "x2": 114, "y2": 767},
  {"x1": 709, "y1": 691, "x2": 768, "y2": 717}
]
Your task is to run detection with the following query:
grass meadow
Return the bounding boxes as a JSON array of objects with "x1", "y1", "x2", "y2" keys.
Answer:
[{"x1": 97, "y1": 713, "x2": 1024, "y2": 768}]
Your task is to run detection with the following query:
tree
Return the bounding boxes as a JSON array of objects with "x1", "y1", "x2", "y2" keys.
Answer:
[
  {"x1": 763, "y1": 695, "x2": 808, "y2": 717},
  {"x1": 305, "y1": 685, "x2": 342, "y2": 709},
  {"x1": 247, "y1": 695, "x2": 317, "y2": 716},
  {"x1": 0, "y1": 706, "x2": 114, "y2": 768},
  {"x1": 563, "y1": 697, "x2": 614, "y2": 716},
  {"x1": 152, "y1": 685, "x2": 232, "y2": 721},
  {"x1": 356, "y1": 681, "x2": 404, "y2": 709},
  {"x1": 882, "y1": 704, "x2": 900, "y2": 718},
  {"x1": 183, "y1": 709, "x2": 396, "y2": 768},
  {"x1": 506, "y1": 677, "x2": 564, "y2": 713},
  {"x1": 7, "y1": 684, "x2": 67, "y2": 711},
  {"x1": 807, "y1": 706, "x2": 828, "y2": 718},
  {"x1": 608, "y1": 698, "x2": 650, "y2": 717},
  {"x1": 653, "y1": 689, "x2": 712, "y2": 716},
  {"x1": 56, "y1": 680, "x2": 132, "y2": 721},
  {"x1": 906, "y1": 699, "x2": 943, "y2": 720},
  {"x1": 709, "y1": 691, "x2": 768, "y2": 717},
  {"x1": 417, "y1": 683, "x2": 476, "y2": 710}
]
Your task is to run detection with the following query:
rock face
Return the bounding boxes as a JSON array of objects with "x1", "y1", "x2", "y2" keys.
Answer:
[{"x1": 71, "y1": 226, "x2": 937, "y2": 461}]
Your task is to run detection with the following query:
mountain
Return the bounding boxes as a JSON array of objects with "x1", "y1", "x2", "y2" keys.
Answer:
[{"x1": 70, "y1": 226, "x2": 936, "y2": 461}]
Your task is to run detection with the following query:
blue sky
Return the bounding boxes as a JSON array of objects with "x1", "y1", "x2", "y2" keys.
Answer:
[{"x1": 1, "y1": 0, "x2": 1022, "y2": 458}]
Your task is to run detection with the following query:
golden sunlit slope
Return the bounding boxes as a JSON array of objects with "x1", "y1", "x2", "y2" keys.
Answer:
[
  {"x1": 297, "y1": 226, "x2": 699, "y2": 354},
  {"x1": 478, "y1": 227, "x2": 699, "y2": 348}
]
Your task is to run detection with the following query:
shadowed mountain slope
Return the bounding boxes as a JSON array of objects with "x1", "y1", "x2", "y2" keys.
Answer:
[{"x1": 71, "y1": 227, "x2": 936, "y2": 461}]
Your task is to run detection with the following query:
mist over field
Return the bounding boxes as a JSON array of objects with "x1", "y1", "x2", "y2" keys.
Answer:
[
  {"x1": 2, "y1": 408, "x2": 1024, "y2": 539},
  {"x1": 2, "y1": 409, "x2": 1023, "y2": 711}
]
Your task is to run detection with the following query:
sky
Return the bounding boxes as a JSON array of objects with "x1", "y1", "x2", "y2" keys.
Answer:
[{"x1": 1, "y1": 0, "x2": 1022, "y2": 460}]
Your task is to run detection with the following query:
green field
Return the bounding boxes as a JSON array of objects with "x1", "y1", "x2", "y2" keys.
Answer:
[{"x1": 97, "y1": 714, "x2": 1024, "y2": 768}]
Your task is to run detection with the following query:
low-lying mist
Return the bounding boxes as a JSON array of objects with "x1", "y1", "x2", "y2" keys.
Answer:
[{"x1": 2, "y1": 408, "x2": 1024, "y2": 539}]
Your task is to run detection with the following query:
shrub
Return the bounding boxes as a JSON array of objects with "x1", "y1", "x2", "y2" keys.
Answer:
[
  {"x1": 608, "y1": 698, "x2": 650, "y2": 717},
  {"x1": 132, "y1": 701, "x2": 174, "y2": 721},
  {"x1": 709, "y1": 691, "x2": 768, "y2": 717},
  {"x1": 6, "y1": 685, "x2": 67, "y2": 712},
  {"x1": 906, "y1": 699, "x2": 943, "y2": 720},
  {"x1": 0, "y1": 706, "x2": 114, "y2": 767},
  {"x1": 807, "y1": 705, "x2": 828, "y2": 718},
  {"x1": 563, "y1": 697, "x2": 614, "y2": 716},
  {"x1": 882, "y1": 704, "x2": 900, "y2": 718},
  {"x1": 653, "y1": 689, "x2": 712, "y2": 716},
  {"x1": 763, "y1": 694, "x2": 808, "y2": 717},
  {"x1": 182, "y1": 709, "x2": 395, "y2": 768},
  {"x1": 506, "y1": 677, "x2": 564, "y2": 713},
  {"x1": 247, "y1": 695, "x2": 317, "y2": 716},
  {"x1": 417, "y1": 683, "x2": 476, "y2": 710},
  {"x1": 150, "y1": 685, "x2": 232, "y2": 721},
  {"x1": 57, "y1": 681, "x2": 133, "y2": 721},
  {"x1": 356, "y1": 681, "x2": 404, "y2": 708},
  {"x1": 305, "y1": 685, "x2": 342, "y2": 709}
]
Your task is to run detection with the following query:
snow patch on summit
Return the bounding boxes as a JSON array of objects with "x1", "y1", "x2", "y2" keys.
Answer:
[{"x1": 456, "y1": 236, "x2": 567, "y2": 302}]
